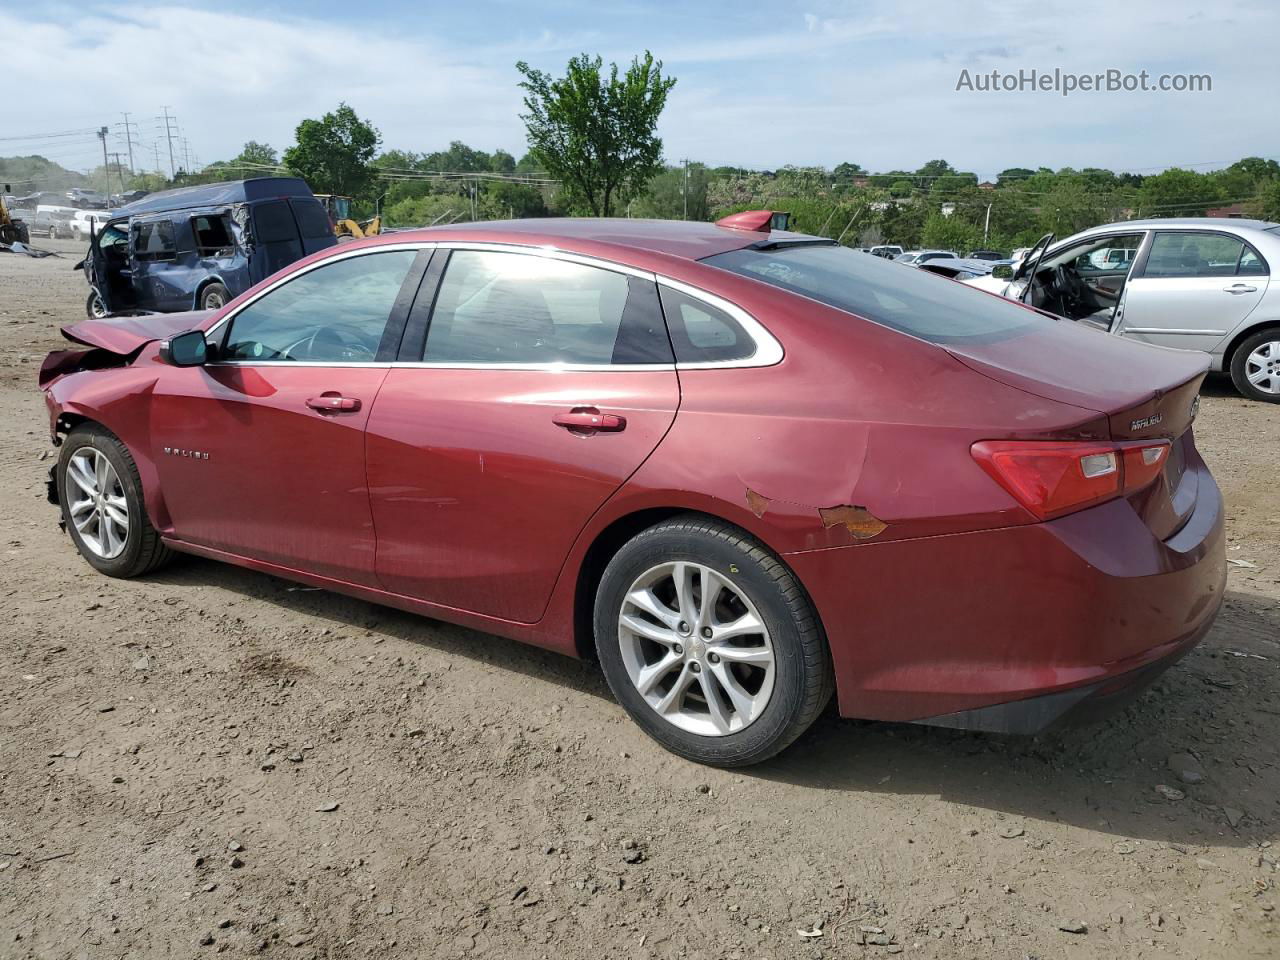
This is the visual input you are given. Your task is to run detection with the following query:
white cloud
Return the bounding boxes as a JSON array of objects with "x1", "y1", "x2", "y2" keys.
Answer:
[{"x1": 8, "y1": 1, "x2": 1280, "y2": 179}]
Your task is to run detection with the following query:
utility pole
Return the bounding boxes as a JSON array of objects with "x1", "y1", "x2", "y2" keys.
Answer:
[
  {"x1": 117, "y1": 112, "x2": 138, "y2": 173},
  {"x1": 150, "y1": 140, "x2": 161, "y2": 175},
  {"x1": 681, "y1": 158, "x2": 689, "y2": 219},
  {"x1": 983, "y1": 202, "x2": 992, "y2": 244},
  {"x1": 181, "y1": 137, "x2": 192, "y2": 175},
  {"x1": 98, "y1": 126, "x2": 110, "y2": 197},
  {"x1": 157, "y1": 107, "x2": 178, "y2": 178},
  {"x1": 110, "y1": 153, "x2": 127, "y2": 193}
]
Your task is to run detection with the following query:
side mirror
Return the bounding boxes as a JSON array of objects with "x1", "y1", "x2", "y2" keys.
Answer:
[
  {"x1": 160, "y1": 330, "x2": 208, "y2": 367},
  {"x1": 991, "y1": 265, "x2": 1014, "y2": 280}
]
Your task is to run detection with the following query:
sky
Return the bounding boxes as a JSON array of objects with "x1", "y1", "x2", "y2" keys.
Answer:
[{"x1": 6, "y1": 0, "x2": 1279, "y2": 180}]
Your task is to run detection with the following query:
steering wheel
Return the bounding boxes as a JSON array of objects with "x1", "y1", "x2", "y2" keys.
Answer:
[
  {"x1": 283, "y1": 327, "x2": 377, "y2": 362},
  {"x1": 1051, "y1": 265, "x2": 1086, "y2": 310}
]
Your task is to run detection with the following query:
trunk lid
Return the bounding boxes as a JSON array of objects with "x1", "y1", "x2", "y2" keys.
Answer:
[{"x1": 947, "y1": 318, "x2": 1209, "y2": 540}]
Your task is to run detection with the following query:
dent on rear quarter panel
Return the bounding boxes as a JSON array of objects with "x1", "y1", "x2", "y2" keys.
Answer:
[{"x1": 612, "y1": 277, "x2": 1111, "y2": 555}]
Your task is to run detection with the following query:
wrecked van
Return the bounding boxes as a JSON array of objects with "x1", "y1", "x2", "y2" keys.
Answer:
[{"x1": 80, "y1": 177, "x2": 336, "y2": 318}]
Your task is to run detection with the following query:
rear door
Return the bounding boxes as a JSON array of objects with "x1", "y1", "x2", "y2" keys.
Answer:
[
  {"x1": 365, "y1": 247, "x2": 680, "y2": 623},
  {"x1": 249, "y1": 200, "x2": 304, "y2": 282},
  {"x1": 151, "y1": 246, "x2": 429, "y2": 584},
  {"x1": 1117, "y1": 230, "x2": 1270, "y2": 352}
]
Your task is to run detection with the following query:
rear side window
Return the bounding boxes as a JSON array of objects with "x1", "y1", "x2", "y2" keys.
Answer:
[
  {"x1": 704, "y1": 243, "x2": 1042, "y2": 344},
  {"x1": 423, "y1": 251, "x2": 672, "y2": 365},
  {"x1": 658, "y1": 287, "x2": 754, "y2": 363},
  {"x1": 1144, "y1": 232, "x2": 1267, "y2": 278},
  {"x1": 192, "y1": 215, "x2": 234, "y2": 257},
  {"x1": 133, "y1": 219, "x2": 176, "y2": 262},
  {"x1": 253, "y1": 201, "x2": 298, "y2": 243},
  {"x1": 291, "y1": 199, "x2": 333, "y2": 240}
]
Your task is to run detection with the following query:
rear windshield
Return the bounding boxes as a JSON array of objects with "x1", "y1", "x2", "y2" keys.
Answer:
[{"x1": 703, "y1": 244, "x2": 1045, "y2": 344}]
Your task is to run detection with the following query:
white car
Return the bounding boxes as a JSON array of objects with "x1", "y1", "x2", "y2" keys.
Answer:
[
  {"x1": 70, "y1": 209, "x2": 116, "y2": 242},
  {"x1": 961, "y1": 218, "x2": 1280, "y2": 402},
  {"x1": 894, "y1": 249, "x2": 958, "y2": 265}
]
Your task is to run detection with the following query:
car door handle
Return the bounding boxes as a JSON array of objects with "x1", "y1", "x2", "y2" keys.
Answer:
[
  {"x1": 552, "y1": 409, "x2": 626, "y2": 433},
  {"x1": 306, "y1": 395, "x2": 361, "y2": 413},
  {"x1": 1224, "y1": 283, "x2": 1258, "y2": 294}
]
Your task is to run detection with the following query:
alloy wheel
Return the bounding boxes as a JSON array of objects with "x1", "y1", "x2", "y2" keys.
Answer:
[
  {"x1": 1245, "y1": 340, "x2": 1280, "y2": 395},
  {"x1": 617, "y1": 561, "x2": 775, "y2": 736},
  {"x1": 65, "y1": 448, "x2": 129, "y2": 559}
]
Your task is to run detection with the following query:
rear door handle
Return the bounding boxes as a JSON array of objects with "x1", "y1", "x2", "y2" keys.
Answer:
[
  {"x1": 552, "y1": 409, "x2": 626, "y2": 433},
  {"x1": 1224, "y1": 283, "x2": 1258, "y2": 294},
  {"x1": 306, "y1": 395, "x2": 361, "y2": 413}
]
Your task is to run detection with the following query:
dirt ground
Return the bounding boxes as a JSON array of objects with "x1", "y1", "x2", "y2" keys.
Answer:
[{"x1": 1, "y1": 238, "x2": 1277, "y2": 960}]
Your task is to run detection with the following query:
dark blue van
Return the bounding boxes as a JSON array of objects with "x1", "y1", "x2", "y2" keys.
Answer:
[{"x1": 81, "y1": 177, "x2": 337, "y2": 317}]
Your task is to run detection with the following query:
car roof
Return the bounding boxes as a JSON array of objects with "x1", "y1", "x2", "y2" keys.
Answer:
[
  {"x1": 1089, "y1": 216, "x2": 1279, "y2": 232},
  {"x1": 114, "y1": 177, "x2": 318, "y2": 217},
  {"x1": 381, "y1": 217, "x2": 776, "y2": 262}
]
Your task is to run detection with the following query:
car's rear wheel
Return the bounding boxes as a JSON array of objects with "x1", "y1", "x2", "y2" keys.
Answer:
[
  {"x1": 86, "y1": 291, "x2": 107, "y2": 318},
  {"x1": 1230, "y1": 328, "x2": 1280, "y2": 403},
  {"x1": 199, "y1": 282, "x2": 230, "y2": 311},
  {"x1": 594, "y1": 515, "x2": 833, "y2": 766},
  {"x1": 57, "y1": 425, "x2": 172, "y2": 578}
]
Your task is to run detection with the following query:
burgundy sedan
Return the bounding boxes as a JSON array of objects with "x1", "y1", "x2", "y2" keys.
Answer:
[{"x1": 40, "y1": 212, "x2": 1225, "y2": 766}]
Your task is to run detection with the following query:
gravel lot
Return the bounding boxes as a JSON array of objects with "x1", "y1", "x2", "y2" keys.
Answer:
[{"x1": 1, "y1": 238, "x2": 1277, "y2": 959}]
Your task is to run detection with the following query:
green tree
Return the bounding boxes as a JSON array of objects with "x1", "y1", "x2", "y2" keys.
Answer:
[
  {"x1": 921, "y1": 211, "x2": 978, "y2": 253},
  {"x1": 632, "y1": 163, "x2": 711, "y2": 220},
  {"x1": 1137, "y1": 168, "x2": 1221, "y2": 218},
  {"x1": 516, "y1": 51, "x2": 676, "y2": 216},
  {"x1": 1252, "y1": 180, "x2": 1280, "y2": 222},
  {"x1": 283, "y1": 103, "x2": 381, "y2": 198},
  {"x1": 235, "y1": 141, "x2": 278, "y2": 168}
]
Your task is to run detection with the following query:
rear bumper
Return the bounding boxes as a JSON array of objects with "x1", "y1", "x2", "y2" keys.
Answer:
[
  {"x1": 785, "y1": 459, "x2": 1226, "y2": 725},
  {"x1": 910, "y1": 611, "x2": 1211, "y2": 733}
]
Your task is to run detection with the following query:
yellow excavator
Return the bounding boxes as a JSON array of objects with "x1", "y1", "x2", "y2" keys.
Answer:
[
  {"x1": 0, "y1": 183, "x2": 31, "y2": 245},
  {"x1": 315, "y1": 194, "x2": 381, "y2": 240}
]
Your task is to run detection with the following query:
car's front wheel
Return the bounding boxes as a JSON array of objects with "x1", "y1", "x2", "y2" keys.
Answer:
[
  {"x1": 1230, "y1": 328, "x2": 1280, "y2": 403},
  {"x1": 594, "y1": 515, "x2": 833, "y2": 766},
  {"x1": 57, "y1": 425, "x2": 172, "y2": 578}
]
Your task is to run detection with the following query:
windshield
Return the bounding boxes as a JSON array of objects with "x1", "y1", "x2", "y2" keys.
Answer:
[{"x1": 703, "y1": 243, "x2": 1046, "y2": 344}]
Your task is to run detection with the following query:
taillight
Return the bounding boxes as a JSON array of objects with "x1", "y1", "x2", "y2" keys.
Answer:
[{"x1": 972, "y1": 439, "x2": 1170, "y2": 520}]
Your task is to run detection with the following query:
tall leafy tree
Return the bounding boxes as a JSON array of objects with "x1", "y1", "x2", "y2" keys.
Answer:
[
  {"x1": 516, "y1": 51, "x2": 676, "y2": 216},
  {"x1": 283, "y1": 103, "x2": 381, "y2": 198}
]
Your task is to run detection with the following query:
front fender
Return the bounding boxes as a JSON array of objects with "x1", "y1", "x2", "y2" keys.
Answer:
[{"x1": 43, "y1": 357, "x2": 173, "y2": 533}]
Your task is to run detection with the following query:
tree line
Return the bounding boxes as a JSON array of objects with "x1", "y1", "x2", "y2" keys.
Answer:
[{"x1": 10, "y1": 49, "x2": 1280, "y2": 251}]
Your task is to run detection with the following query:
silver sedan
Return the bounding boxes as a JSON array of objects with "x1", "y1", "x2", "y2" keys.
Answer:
[{"x1": 966, "y1": 218, "x2": 1280, "y2": 402}]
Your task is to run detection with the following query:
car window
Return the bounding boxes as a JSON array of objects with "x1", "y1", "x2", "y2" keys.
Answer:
[
  {"x1": 192, "y1": 215, "x2": 235, "y2": 257},
  {"x1": 222, "y1": 250, "x2": 417, "y2": 363},
  {"x1": 1144, "y1": 232, "x2": 1262, "y2": 278},
  {"x1": 422, "y1": 251, "x2": 672, "y2": 365},
  {"x1": 132, "y1": 220, "x2": 176, "y2": 262},
  {"x1": 706, "y1": 243, "x2": 1047, "y2": 344},
  {"x1": 291, "y1": 199, "x2": 334, "y2": 240},
  {"x1": 253, "y1": 201, "x2": 298, "y2": 243},
  {"x1": 658, "y1": 287, "x2": 755, "y2": 363},
  {"x1": 1238, "y1": 244, "x2": 1268, "y2": 276}
]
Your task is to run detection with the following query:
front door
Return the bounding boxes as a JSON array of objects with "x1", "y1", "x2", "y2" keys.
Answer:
[
  {"x1": 1118, "y1": 230, "x2": 1270, "y2": 352},
  {"x1": 366, "y1": 248, "x2": 680, "y2": 623},
  {"x1": 151, "y1": 247, "x2": 426, "y2": 585}
]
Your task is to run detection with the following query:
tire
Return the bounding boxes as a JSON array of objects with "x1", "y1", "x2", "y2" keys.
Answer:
[
  {"x1": 199, "y1": 282, "x2": 230, "y2": 311},
  {"x1": 0, "y1": 223, "x2": 14, "y2": 245},
  {"x1": 594, "y1": 515, "x2": 833, "y2": 767},
  {"x1": 1230, "y1": 327, "x2": 1280, "y2": 403},
  {"x1": 16, "y1": 223, "x2": 28, "y2": 245},
  {"x1": 86, "y1": 291, "x2": 107, "y2": 318},
  {"x1": 56, "y1": 424, "x2": 172, "y2": 578}
]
